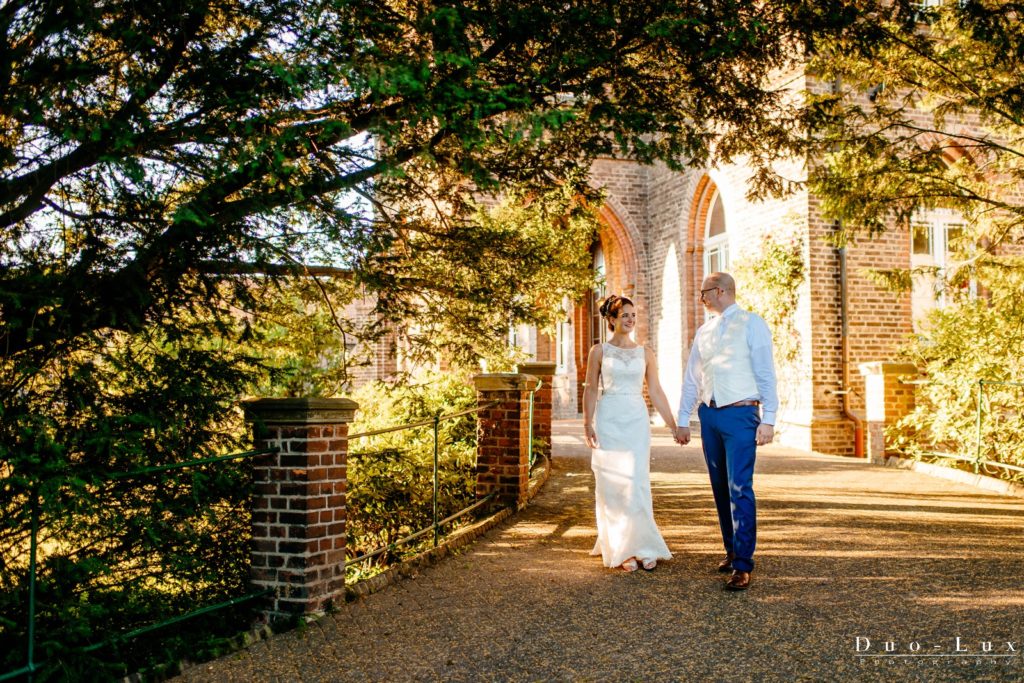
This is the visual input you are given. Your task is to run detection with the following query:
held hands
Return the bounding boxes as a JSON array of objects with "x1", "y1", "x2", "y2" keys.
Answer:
[
  {"x1": 674, "y1": 424, "x2": 773, "y2": 446},
  {"x1": 584, "y1": 424, "x2": 599, "y2": 449}
]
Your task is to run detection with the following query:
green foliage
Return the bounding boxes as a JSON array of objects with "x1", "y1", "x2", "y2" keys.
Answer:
[
  {"x1": 0, "y1": 325, "x2": 258, "y2": 678},
  {"x1": 344, "y1": 371, "x2": 478, "y2": 579},
  {"x1": 244, "y1": 275, "x2": 371, "y2": 398},
  {"x1": 733, "y1": 225, "x2": 805, "y2": 366},
  {"x1": 382, "y1": 176, "x2": 602, "y2": 370},
  {"x1": 1, "y1": 0, "x2": 871, "y2": 365},
  {"x1": 805, "y1": 0, "x2": 1024, "y2": 271},
  {"x1": 888, "y1": 260, "x2": 1024, "y2": 473},
  {"x1": 0, "y1": 0, "x2": 902, "y2": 675}
]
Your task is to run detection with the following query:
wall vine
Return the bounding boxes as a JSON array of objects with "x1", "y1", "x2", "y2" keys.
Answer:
[{"x1": 733, "y1": 230, "x2": 805, "y2": 367}]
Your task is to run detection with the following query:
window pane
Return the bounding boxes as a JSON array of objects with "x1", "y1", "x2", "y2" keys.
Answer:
[
  {"x1": 707, "y1": 195, "x2": 726, "y2": 237},
  {"x1": 946, "y1": 224, "x2": 964, "y2": 251},
  {"x1": 911, "y1": 223, "x2": 931, "y2": 254},
  {"x1": 556, "y1": 321, "x2": 566, "y2": 369}
]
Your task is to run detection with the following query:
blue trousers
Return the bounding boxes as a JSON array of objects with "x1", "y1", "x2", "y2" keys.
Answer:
[{"x1": 697, "y1": 403, "x2": 759, "y2": 573}]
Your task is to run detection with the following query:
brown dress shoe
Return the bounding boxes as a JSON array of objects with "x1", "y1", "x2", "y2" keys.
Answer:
[
  {"x1": 724, "y1": 570, "x2": 751, "y2": 591},
  {"x1": 717, "y1": 553, "x2": 735, "y2": 573}
]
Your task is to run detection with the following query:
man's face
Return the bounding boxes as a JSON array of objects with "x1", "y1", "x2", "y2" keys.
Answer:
[{"x1": 699, "y1": 279, "x2": 723, "y2": 311}]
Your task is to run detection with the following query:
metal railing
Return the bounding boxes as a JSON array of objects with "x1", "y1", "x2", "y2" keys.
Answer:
[
  {"x1": 344, "y1": 379, "x2": 542, "y2": 572},
  {"x1": 902, "y1": 378, "x2": 1024, "y2": 480},
  {"x1": 0, "y1": 448, "x2": 278, "y2": 683},
  {"x1": 4, "y1": 380, "x2": 546, "y2": 679},
  {"x1": 343, "y1": 403, "x2": 492, "y2": 570}
]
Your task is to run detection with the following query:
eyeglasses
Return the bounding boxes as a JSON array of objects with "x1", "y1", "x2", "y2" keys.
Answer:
[{"x1": 700, "y1": 287, "x2": 721, "y2": 299}]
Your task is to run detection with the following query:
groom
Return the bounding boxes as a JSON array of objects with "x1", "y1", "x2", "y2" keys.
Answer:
[{"x1": 674, "y1": 272, "x2": 778, "y2": 591}]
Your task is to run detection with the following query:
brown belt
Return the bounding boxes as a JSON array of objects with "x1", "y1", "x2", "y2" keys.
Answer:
[{"x1": 708, "y1": 399, "x2": 760, "y2": 409}]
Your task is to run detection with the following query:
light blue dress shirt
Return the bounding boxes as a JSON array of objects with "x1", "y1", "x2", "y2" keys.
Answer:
[{"x1": 677, "y1": 303, "x2": 779, "y2": 426}]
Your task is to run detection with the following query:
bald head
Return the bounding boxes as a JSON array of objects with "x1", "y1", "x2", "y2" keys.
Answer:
[
  {"x1": 707, "y1": 272, "x2": 735, "y2": 293},
  {"x1": 700, "y1": 271, "x2": 737, "y2": 313}
]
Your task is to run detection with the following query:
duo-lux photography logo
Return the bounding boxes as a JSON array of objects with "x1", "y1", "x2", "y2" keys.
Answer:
[{"x1": 855, "y1": 636, "x2": 1021, "y2": 660}]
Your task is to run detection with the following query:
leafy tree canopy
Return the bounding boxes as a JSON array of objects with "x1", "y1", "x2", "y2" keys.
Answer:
[
  {"x1": 1, "y1": 0, "x2": 868, "y2": 368},
  {"x1": 806, "y1": 0, "x2": 1024, "y2": 283}
]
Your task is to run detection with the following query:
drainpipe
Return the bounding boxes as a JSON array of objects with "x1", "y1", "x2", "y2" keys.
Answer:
[
  {"x1": 828, "y1": 72, "x2": 864, "y2": 456},
  {"x1": 838, "y1": 238, "x2": 865, "y2": 457}
]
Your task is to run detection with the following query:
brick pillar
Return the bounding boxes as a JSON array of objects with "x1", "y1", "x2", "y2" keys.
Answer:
[
  {"x1": 517, "y1": 361, "x2": 556, "y2": 461},
  {"x1": 858, "y1": 362, "x2": 919, "y2": 463},
  {"x1": 242, "y1": 397, "x2": 358, "y2": 618},
  {"x1": 473, "y1": 373, "x2": 538, "y2": 509}
]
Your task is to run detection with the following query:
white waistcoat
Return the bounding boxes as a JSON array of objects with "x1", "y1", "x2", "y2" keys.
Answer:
[{"x1": 695, "y1": 309, "x2": 759, "y2": 407}]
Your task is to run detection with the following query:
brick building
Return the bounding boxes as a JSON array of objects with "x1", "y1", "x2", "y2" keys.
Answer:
[
  {"x1": 513, "y1": 71, "x2": 1002, "y2": 457},
  {"x1": 345, "y1": 69, "x2": 1013, "y2": 457}
]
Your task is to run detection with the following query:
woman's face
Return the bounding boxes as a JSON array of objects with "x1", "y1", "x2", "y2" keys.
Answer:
[{"x1": 615, "y1": 304, "x2": 636, "y2": 333}]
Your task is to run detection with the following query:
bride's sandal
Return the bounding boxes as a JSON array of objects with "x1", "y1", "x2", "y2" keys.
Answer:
[
  {"x1": 621, "y1": 558, "x2": 639, "y2": 572},
  {"x1": 641, "y1": 558, "x2": 657, "y2": 571}
]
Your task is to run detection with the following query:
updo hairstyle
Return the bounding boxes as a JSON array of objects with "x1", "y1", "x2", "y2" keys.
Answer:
[{"x1": 599, "y1": 294, "x2": 634, "y2": 332}]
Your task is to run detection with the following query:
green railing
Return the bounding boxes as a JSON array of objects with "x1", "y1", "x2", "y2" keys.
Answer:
[
  {"x1": 0, "y1": 448, "x2": 278, "y2": 683},
  {"x1": 904, "y1": 378, "x2": 1024, "y2": 480},
  {"x1": 343, "y1": 381, "x2": 541, "y2": 572}
]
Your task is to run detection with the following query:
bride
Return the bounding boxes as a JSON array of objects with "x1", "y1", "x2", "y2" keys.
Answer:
[{"x1": 583, "y1": 295, "x2": 676, "y2": 572}]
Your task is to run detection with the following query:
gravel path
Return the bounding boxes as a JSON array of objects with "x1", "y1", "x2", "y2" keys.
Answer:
[{"x1": 177, "y1": 420, "x2": 1024, "y2": 682}]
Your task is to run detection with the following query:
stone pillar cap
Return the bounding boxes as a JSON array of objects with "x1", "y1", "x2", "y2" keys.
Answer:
[
  {"x1": 516, "y1": 361, "x2": 558, "y2": 375},
  {"x1": 858, "y1": 362, "x2": 920, "y2": 377},
  {"x1": 243, "y1": 397, "x2": 359, "y2": 424},
  {"x1": 472, "y1": 373, "x2": 541, "y2": 392}
]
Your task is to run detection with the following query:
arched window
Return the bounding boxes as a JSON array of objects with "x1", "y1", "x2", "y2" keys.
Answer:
[{"x1": 703, "y1": 190, "x2": 728, "y2": 276}]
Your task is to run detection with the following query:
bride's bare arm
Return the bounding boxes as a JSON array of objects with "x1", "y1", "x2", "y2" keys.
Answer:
[
  {"x1": 645, "y1": 347, "x2": 678, "y2": 431},
  {"x1": 582, "y1": 343, "x2": 603, "y2": 448}
]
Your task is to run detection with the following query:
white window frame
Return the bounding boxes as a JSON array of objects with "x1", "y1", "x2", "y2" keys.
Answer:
[
  {"x1": 556, "y1": 318, "x2": 571, "y2": 373},
  {"x1": 910, "y1": 208, "x2": 974, "y2": 327},
  {"x1": 702, "y1": 190, "x2": 729, "y2": 278}
]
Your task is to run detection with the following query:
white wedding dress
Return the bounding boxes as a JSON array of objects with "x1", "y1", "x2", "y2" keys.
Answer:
[{"x1": 590, "y1": 343, "x2": 672, "y2": 567}]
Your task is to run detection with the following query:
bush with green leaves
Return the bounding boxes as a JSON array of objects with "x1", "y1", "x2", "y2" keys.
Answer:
[
  {"x1": 344, "y1": 372, "x2": 479, "y2": 577},
  {"x1": 0, "y1": 326, "x2": 258, "y2": 680},
  {"x1": 888, "y1": 260, "x2": 1024, "y2": 475}
]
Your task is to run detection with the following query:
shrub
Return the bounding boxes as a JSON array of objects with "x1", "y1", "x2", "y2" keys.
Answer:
[
  {"x1": 344, "y1": 371, "x2": 479, "y2": 577},
  {"x1": 888, "y1": 260, "x2": 1024, "y2": 474}
]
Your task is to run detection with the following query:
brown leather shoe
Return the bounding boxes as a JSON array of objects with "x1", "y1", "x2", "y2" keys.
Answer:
[
  {"x1": 717, "y1": 553, "x2": 735, "y2": 573},
  {"x1": 724, "y1": 570, "x2": 751, "y2": 591}
]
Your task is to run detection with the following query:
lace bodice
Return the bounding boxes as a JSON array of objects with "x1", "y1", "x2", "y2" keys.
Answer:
[{"x1": 600, "y1": 343, "x2": 646, "y2": 396}]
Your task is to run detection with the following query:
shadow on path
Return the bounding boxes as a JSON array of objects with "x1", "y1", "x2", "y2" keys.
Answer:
[{"x1": 178, "y1": 420, "x2": 1024, "y2": 682}]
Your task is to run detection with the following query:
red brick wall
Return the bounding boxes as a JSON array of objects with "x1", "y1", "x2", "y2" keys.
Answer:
[
  {"x1": 245, "y1": 398, "x2": 355, "y2": 617},
  {"x1": 473, "y1": 375, "x2": 534, "y2": 508}
]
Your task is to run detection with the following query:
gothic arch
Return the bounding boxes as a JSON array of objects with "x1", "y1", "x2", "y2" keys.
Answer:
[
  {"x1": 917, "y1": 131, "x2": 981, "y2": 170},
  {"x1": 684, "y1": 174, "x2": 726, "y2": 342},
  {"x1": 596, "y1": 197, "x2": 642, "y2": 297},
  {"x1": 572, "y1": 200, "x2": 645, "y2": 410}
]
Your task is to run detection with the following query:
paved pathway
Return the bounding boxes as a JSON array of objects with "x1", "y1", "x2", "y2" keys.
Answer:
[{"x1": 179, "y1": 420, "x2": 1024, "y2": 682}]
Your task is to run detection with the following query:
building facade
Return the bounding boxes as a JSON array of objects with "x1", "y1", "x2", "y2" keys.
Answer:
[{"x1": 527, "y1": 73, "x2": 997, "y2": 456}]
